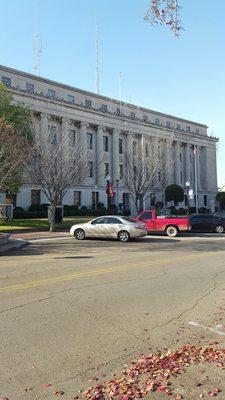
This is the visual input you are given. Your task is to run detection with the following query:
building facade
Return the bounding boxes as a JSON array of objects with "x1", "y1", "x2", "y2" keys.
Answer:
[{"x1": 0, "y1": 65, "x2": 218, "y2": 213}]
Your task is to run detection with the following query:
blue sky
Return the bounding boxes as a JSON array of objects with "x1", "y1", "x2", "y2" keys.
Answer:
[{"x1": 0, "y1": 0, "x2": 224, "y2": 187}]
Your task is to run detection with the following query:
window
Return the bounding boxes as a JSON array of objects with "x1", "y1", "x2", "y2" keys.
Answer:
[
  {"x1": 26, "y1": 83, "x2": 34, "y2": 93},
  {"x1": 87, "y1": 133, "x2": 93, "y2": 149},
  {"x1": 145, "y1": 144, "x2": 149, "y2": 157},
  {"x1": 204, "y1": 195, "x2": 207, "y2": 206},
  {"x1": 133, "y1": 141, "x2": 136, "y2": 156},
  {"x1": 31, "y1": 190, "x2": 40, "y2": 206},
  {"x1": 103, "y1": 136, "x2": 109, "y2": 152},
  {"x1": 2, "y1": 76, "x2": 11, "y2": 87},
  {"x1": 105, "y1": 217, "x2": 121, "y2": 224},
  {"x1": 116, "y1": 108, "x2": 121, "y2": 115},
  {"x1": 74, "y1": 191, "x2": 81, "y2": 206},
  {"x1": 196, "y1": 128, "x2": 199, "y2": 134},
  {"x1": 177, "y1": 124, "x2": 181, "y2": 130},
  {"x1": 139, "y1": 211, "x2": 152, "y2": 220},
  {"x1": 158, "y1": 170, "x2": 161, "y2": 182},
  {"x1": 92, "y1": 191, "x2": 99, "y2": 209},
  {"x1": 133, "y1": 165, "x2": 137, "y2": 180},
  {"x1": 143, "y1": 115, "x2": 148, "y2": 123},
  {"x1": 166, "y1": 121, "x2": 171, "y2": 128},
  {"x1": 119, "y1": 164, "x2": 123, "y2": 180},
  {"x1": 48, "y1": 89, "x2": 55, "y2": 98},
  {"x1": 48, "y1": 125, "x2": 57, "y2": 144},
  {"x1": 68, "y1": 95, "x2": 75, "y2": 103},
  {"x1": 179, "y1": 153, "x2": 182, "y2": 162},
  {"x1": 155, "y1": 118, "x2": 159, "y2": 125},
  {"x1": 180, "y1": 170, "x2": 183, "y2": 184},
  {"x1": 85, "y1": 99, "x2": 92, "y2": 108},
  {"x1": 186, "y1": 126, "x2": 190, "y2": 132},
  {"x1": 101, "y1": 104, "x2": 108, "y2": 112},
  {"x1": 130, "y1": 112, "x2": 135, "y2": 119},
  {"x1": 69, "y1": 130, "x2": 76, "y2": 147},
  {"x1": 88, "y1": 161, "x2": 94, "y2": 177},
  {"x1": 104, "y1": 162, "x2": 109, "y2": 177},
  {"x1": 119, "y1": 139, "x2": 123, "y2": 154},
  {"x1": 91, "y1": 216, "x2": 106, "y2": 225}
]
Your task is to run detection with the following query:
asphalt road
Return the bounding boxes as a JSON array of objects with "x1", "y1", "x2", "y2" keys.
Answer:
[{"x1": 1, "y1": 234, "x2": 225, "y2": 399}]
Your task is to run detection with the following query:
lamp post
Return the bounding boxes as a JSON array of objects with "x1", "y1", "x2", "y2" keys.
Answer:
[
  {"x1": 116, "y1": 179, "x2": 119, "y2": 213},
  {"x1": 94, "y1": 185, "x2": 98, "y2": 210},
  {"x1": 185, "y1": 180, "x2": 190, "y2": 216},
  {"x1": 106, "y1": 174, "x2": 111, "y2": 210}
]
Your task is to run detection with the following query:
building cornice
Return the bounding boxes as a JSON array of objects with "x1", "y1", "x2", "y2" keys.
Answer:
[{"x1": 0, "y1": 64, "x2": 208, "y2": 128}]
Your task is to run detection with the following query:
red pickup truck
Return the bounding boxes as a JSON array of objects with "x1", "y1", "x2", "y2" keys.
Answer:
[{"x1": 134, "y1": 209, "x2": 190, "y2": 237}]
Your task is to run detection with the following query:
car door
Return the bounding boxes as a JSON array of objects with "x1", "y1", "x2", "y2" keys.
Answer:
[
  {"x1": 190, "y1": 215, "x2": 202, "y2": 231},
  {"x1": 87, "y1": 217, "x2": 107, "y2": 237},
  {"x1": 104, "y1": 217, "x2": 123, "y2": 238},
  {"x1": 138, "y1": 211, "x2": 156, "y2": 230}
]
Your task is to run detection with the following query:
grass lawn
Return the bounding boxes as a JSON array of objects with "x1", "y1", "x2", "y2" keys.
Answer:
[{"x1": 0, "y1": 216, "x2": 93, "y2": 232}]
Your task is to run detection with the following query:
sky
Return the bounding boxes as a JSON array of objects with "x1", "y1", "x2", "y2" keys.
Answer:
[{"x1": 0, "y1": 0, "x2": 224, "y2": 187}]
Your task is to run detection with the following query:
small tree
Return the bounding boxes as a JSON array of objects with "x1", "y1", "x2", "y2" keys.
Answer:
[
  {"x1": 124, "y1": 135, "x2": 173, "y2": 212},
  {"x1": 0, "y1": 84, "x2": 32, "y2": 192},
  {"x1": 0, "y1": 118, "x2": 31, "y2": 191},
  {"x1": 28, "y1": 127, "x2": 88, "y2": 232},
  {"x1": 216, "y1": 192, "x2": 225, "y2": 210},
  {"x1": 165, "y1": 184, "x2": 184, "y2": 204}
]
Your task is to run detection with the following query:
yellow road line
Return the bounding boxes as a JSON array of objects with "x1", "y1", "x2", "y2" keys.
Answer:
[{"x1": 0, "y1": 252, "x2": 213, "y2": 293}]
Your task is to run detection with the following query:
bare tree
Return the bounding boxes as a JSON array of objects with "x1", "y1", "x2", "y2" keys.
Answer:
[
  {"x1": 28, "y1": 126, "x2": 88, "y2": 232},
  {"x1": 0, "y1": 117, "x2": 31, "y2": 191},
  {"x1": 144, "y1": 0, "x2": 183, "y2": 36},
  {"x1": 124, "y1": 134, "x2": 174, "y2": 212}
]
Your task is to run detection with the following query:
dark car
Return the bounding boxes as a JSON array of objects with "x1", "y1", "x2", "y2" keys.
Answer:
[
  {"x1": 215, "y1": 210, "x2": 225, "y2": 218},
  {"x1": 189, "y1": 214, "x2": 225, "y2": 233}
]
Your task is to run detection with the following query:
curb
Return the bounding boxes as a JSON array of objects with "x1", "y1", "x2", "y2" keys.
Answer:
[{"x1": 0, "y1": 239, "x2": 28, "y2": 256}]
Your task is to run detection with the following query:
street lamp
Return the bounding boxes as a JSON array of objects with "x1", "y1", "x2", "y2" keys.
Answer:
[
  {"x1": 94, "y1": 185, "x2": 98, "y2": 210},
  {"x1": 116, "y1": 179, "x2": 119, "y2": 213},
  {"x1": 185, "y1": 180, "x2": 190, "y2": 216},
  {"x1": 106, "y1": 175, "x2": 111, "y2": 210}
]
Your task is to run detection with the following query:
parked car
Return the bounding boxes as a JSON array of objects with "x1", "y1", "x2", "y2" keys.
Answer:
[
  {"x1": 215, "y1": 210, "x2": 225, "y2": 218},
  {"x1": 134, "y1": 209, "x2": 190, "y2": 237},
  {"x1": 189, "y1": 214, "x2": 225, "y2": 233},
  {"x1": 70, "y1": 215, "x2": 147, "y2": 242}
]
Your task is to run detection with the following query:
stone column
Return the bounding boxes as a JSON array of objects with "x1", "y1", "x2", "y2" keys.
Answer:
[
  {"x1": 61, "y1": 117, "x2": 69, "y2": 144},
  {"x1": 112, "y1": 129, "x2": 119, "y2": 183},
  {"x1": 96, "y1": 125, "x2": 104, "y2": 185},
  {"x1": 175, "y1": 141, "x2": 180, "y2": 185},
  {"x1": 80, "y1": 121, "x2": 87, "y2": 151},
  {"x1": 184, "y1": 143, "x2": 191, "y2": 183},
  {"x1": 196, "y1": 146, "x2": 201, "y2": 190},
  {"x1": 40, "y1": 113, "x2": 49, "y2": 139}
]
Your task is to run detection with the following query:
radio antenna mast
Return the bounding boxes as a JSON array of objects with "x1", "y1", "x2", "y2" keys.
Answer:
[
  {"x1": 95, "y1": 22, "x2": 99, "y2": 94},
  {"x1": 34, "y1": 33, "x2": 42, "y2": 76}
]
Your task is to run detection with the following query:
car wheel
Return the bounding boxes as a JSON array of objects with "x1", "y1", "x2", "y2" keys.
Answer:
[
  {"x1": 215, "y1": 225, "x2": 224, "y2": 234},
  {"x1": 118, "y1": 230, "x2": 130, "y2": 242},
  {"x1": 75, "y1": 228, "x2": 85, "y2": 240},
  {"x1": 166, "y1": 225, "x2": 178, "y2": 237}
]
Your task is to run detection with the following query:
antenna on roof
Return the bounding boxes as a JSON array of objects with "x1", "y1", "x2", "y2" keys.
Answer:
[
  {"x1": 34, "y1": 33, "x2": 42, "y2": 76},
  {"x1": 119, "y1": 72, "x2": 122, "y2": 113},
  {"x1": 95, "y1": 21, "x2": 99, "y2": 94}
]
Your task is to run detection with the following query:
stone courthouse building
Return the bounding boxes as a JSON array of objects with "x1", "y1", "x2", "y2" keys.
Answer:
[{"x1": 0, "y1": 65, "x2": 218, "y2": 212}]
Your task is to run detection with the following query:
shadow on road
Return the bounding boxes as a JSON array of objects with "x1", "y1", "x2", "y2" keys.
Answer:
[{"x1": 3, "y1": 233, "x2": 225, "y2": 258}]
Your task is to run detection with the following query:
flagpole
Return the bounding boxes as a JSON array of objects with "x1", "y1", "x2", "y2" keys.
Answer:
[{"x1": 194, "y1": 145, "x2": 198, "y2": 214}]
